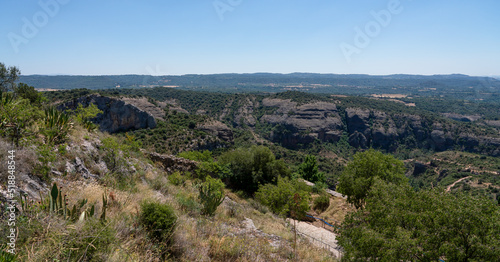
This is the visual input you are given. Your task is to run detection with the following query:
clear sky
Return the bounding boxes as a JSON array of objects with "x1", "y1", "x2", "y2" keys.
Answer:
[{"x1": 1, "y1": 0, "x2": 499, "y2": 76}]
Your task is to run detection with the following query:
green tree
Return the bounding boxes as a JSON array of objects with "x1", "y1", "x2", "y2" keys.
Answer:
[
  {"x1": 338, "y1": 181, "x2": 500, "y2": 261},
  {"x1": 0, "y1": 91, "x2": 40, "y2": 146},
  {"x1": 0, "y1": 63, "x2": 20, "y2": 92},
  {"x1": 14, "y1": 83, "x2": 44, "y2": 105},
  {"x1": 298, "y1": 155, "x2": 325, "y2": 183},
  {"x1": 337, "y1": 149, "x2": 407, "y2": 209},
  {"x1": 219, "y1": 145, "x2": 290, "y2": 194}
]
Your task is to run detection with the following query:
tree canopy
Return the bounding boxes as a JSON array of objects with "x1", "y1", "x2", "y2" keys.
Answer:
[
  {"x1": 298, "y1": 155, "x2": 325, "y2": 184},
  {"x1": 338, "y1": 180, "x2": 500, "y2": 261},
  {"x1": 336, "y1": 149, "x2": 407, "y2": 209},
  {"x1": 0, "y1": 63, "x2": 20, "y2": 92},
  {"x1": 219, "y1": 145, "x2": 290, "y2": 194}
]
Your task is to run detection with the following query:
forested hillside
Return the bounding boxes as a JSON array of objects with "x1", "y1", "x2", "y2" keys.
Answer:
[
  {"x1": 2, "y1": 65, "x2": 499, "y2": 261},
  {"x1": 42, "y1": 87, "x2": 500, "y2": 204}
]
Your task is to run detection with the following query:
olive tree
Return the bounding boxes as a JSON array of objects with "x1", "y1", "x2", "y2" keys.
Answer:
[{"x1": 337, "y1": 149, "x2": 407, "y2": 209}]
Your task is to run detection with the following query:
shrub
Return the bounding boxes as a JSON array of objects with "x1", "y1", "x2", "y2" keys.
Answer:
[
  {"x1": 168, "y1": 171, "x2": 187, "y2": 186},
  {"x1": 68, "y1": 103, "x2": 102, "y2": 131},
  {"x1": 195, "y1": 161, "x2": 231, "y2": 179},
  {"x1": 313, "y1": 194, "x2": 330, "y2": 213},
  {"x1": 0, "y1": 91, "x2": 39, "y2": 146},
  {"x1": 198, "y1": 176, "x2": 225, "y2": 216},
  {"x1": 311, "y1": 181, "x2": 327, "y2": 194},
  {"x1": 140, "y1": 201, "x2": 177, "y2": 244},
  {"x1": 219, "y1": 145, "x2": 290, "y2": 194},
  {"x1": 255, "y1": 176, "x2": 310, "y2": 219},
  {"x1": 14, "y1": 83, "x2": 44, "y2": 105},
  {"x1": 175, "y1": 192, "x2": 201, "y2": 215}
]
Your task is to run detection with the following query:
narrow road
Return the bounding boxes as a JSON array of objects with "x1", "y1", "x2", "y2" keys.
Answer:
[
  {"x1": 287, "y1": 218, "x2": 342, "y2": 259},
  {"x1": 446, "y1": 176, "x2": 472, "y2": 192}
]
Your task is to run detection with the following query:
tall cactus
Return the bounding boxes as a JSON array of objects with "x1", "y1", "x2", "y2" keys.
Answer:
[
  {"x1": 198, "y1": 176, "x2": 225, "y2": 216},
  {"x1": 100, "y1": 192, "x2": 108, "y2": 222}
]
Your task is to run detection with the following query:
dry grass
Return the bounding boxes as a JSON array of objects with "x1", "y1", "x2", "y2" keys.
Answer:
[
  {"x1": 316, "y1": 195, "x2": 354, "y2": 225},
  {"x1": 6, "y1": 124, "x2": 342, "y2": 262}
]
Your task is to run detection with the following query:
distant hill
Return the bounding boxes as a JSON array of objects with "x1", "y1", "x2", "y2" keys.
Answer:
[{"x1": 20, "y1": 73, "x2": 500, "y2": 100}]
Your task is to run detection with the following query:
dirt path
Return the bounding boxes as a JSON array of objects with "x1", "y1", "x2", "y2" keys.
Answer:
[
  {"x1": 287, "y1": 218, "x2": 342, "y2": 259},
  {"x1": 446, "y1": 176, "x2": 472, "y2": 192}
]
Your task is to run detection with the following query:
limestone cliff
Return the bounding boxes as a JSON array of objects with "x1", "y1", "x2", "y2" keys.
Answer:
[
  {"x1": 258, "y1": 98, "x2": 500, "y2": 156},
  {"x1": 58, "y1": 94, "x2": 157, "y2": 133}
]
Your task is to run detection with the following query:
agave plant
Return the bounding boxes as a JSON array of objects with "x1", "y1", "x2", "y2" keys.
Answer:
[{"x1": 42, "y1": 107, "x2": 73, "y2": 145}]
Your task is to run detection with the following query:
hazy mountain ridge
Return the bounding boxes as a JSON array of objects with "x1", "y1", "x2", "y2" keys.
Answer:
[{"x1": 21, "y1": 73, "x2": 500, "y2": 101}]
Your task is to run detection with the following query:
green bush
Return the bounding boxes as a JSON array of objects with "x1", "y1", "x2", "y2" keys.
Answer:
[
  {"x1": 313, "y1": 194, "x2": 330, "y2": 213},
  {"x1": 176, "y1": 192, "x2": 201, "y2": 215},
  {"x1": 0, "y1": 91, "x2": 40, "y2": 146},
  {"x1": 68, "y1": 103, "x2": 102, "y2": 131},
  {"x1": 14, "y1": 83, "x2": 44, "y2": 105},
  {"x1": 311, "y1": 181, "x2": 327, "y2": 194},
  {"x1": 140, "y1": 201, "x2": 177, "y2": 244},
  {"x1": 178, "y1": 150, "x2": 213, "y2": 162},
  {"x1": 168, "y1": 171, "x2": 187, "y2": 186},
  {"x1": 195, "y1": 161, "x2": 231, "y2": 180},
  {"x1": 255, "y1": 176, "x2": 310, "y2": 219},
  {"x1": 219, "y1": 145, "x2": 290, "y2": 194},
  {"x1": 198, "y1": 176, "x2": 225, "y2": 216}
]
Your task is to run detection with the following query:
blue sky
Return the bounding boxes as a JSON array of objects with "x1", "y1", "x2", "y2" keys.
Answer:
[{"x1": 1, "y1": 0, "x2": 499, "y2": 76}]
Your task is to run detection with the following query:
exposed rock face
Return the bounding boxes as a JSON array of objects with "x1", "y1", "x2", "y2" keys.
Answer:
[
  {"x1": 145, "y1": 151, "x2": 198, "y2": 173},
  {"x1": 58, "y1": 95, "x2": 156, "y2": 133},
  {"x1": 197, "y1": 121, "x2": 233, "y2": 142},
  {"x1": 234, "y1": 97, "x2": 258, "y2": 127},
  {"x1": 257, "y1": 98, "x2": 500, "y2": 155},
  {"x1": 261, "y1": 99, "x2": 343, "y2": 147}
]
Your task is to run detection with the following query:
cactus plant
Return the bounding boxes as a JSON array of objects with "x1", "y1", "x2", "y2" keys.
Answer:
[
  {"x1": 100, "y1": 192, "x2": 108, "y2": 222},
  {"x1": 198, "y1": 176, "x2": 225, "y2": 216}
]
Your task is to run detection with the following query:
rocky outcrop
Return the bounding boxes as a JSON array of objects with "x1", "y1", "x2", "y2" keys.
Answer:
[
  {"x1": 257, "y1": 98, "x2": 500, "y2": 155},
  {"x1": 145, "y1": 151, "x2": 198, "y2": 173},
  {"x1": 234, "y1": 97, "x2": 258, "y2": 127},
  {"x1": 261, "y1": 99, "x2": 343, "y2": 147},
  {"x1": 197, "y1": 121, "x2": 233, "y2": 142},
  {"x1": 58, "y1": 95, "x2": 157, "y2": 133}
]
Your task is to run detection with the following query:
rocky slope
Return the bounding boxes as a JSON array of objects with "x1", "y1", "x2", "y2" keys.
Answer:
[
  {"x1": 61, "y1": 94, "x2": 500, "y2": 156},
  {"x1": 256, "y1": 98, "x2": 500, "y2": 156}
]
